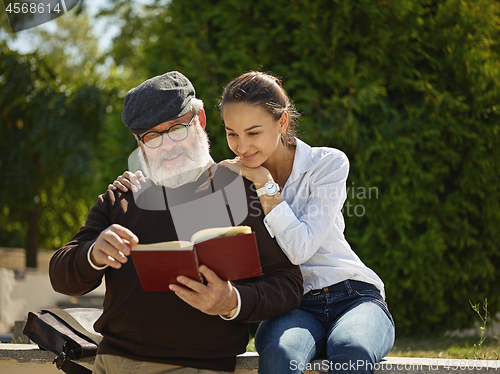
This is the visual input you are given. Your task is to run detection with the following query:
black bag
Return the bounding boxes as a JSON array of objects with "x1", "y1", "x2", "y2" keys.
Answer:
[{"x1": 23, "y1": 308, "x2": 103, "y2": 374}]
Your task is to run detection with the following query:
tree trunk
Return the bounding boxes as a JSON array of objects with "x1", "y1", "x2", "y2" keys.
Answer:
[
  {"x1": 25, "y1": 153, "x2": 43, "y2": 269},
  {"x1": 25, "y1": 205, "x2": 42, "y2": 268}
]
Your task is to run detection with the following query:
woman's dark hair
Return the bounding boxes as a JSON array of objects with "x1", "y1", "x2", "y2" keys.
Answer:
[{"x1": 219, "y1": 71, "x2": 300, "y2": 147}]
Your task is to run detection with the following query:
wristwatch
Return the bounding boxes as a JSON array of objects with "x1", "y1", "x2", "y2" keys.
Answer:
[{"x1": 256, "y1": 181, "x2": 280, "y2": 197}]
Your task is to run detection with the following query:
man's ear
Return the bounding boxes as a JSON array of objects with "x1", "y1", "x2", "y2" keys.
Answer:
[{"x1": 198, "y1": 109, "x2": 207, "y2": 130}]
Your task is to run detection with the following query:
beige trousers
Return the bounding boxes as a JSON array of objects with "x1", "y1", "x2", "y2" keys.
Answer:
[{"x1": 93, "y1": 354, "x2": 234, "y2": 374}]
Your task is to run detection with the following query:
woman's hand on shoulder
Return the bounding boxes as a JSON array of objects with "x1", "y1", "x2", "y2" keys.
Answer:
[
  {"x1": 108, "y1": 170, "x2": 144, "y2": 193},
  {"x1": 219, "y1": 157, "x2": 272, "y2": 189}
]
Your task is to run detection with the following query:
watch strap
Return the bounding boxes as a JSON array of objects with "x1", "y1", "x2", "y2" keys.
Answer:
[{"x1": 256, "y1": 186, "x2": 267, "y2": 197}]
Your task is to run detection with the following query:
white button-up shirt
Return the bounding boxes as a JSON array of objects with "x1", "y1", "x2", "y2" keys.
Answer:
[{"x1": 264, "y1": 138, "x2": 385, "y2": 296}]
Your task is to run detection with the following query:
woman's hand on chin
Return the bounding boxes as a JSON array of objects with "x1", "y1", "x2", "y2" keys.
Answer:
[{"x1": 219, "y1": 157, "x2": 273, "y2": 189}]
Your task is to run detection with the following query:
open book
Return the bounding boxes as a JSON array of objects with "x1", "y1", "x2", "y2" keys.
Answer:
[{"x1": 131, "y1": 226, "x2": 262, "y2": 291}]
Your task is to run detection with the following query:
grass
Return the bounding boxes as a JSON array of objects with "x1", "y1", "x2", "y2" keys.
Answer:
[
  {"x1": 388, "y1": 334, "x2": 500, "y2": 360},
  {"x1": 247, "y1": 338, "x2": 256, "y2": 352}
]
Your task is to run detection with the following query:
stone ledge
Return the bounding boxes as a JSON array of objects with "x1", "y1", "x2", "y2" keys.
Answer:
[{"x1": 1, "y1": 344, "x2": 499, "y2": 374}]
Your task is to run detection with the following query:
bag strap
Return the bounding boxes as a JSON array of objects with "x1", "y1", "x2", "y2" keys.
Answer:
[
  {"x1": 42, "y1": 308, "x2": 103, "y2": 345},
  {"x1": 55, "y1": 357, "x2": 93, "y2": 374}
]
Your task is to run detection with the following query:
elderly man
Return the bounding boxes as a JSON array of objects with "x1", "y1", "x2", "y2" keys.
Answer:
[{"x1": 49, "y1": 71, "x2": 303, "y2": 374}]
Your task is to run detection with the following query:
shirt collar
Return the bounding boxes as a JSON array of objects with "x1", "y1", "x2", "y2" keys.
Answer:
[{"x1": 285, "y1": 138, "x2": 313, "y2": 188}]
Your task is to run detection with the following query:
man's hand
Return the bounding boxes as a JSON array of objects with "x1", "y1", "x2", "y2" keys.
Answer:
[
  {"x1": 169, "y1": 265, "x2": 238, "y2": 316},
  {"x1": 90, "y1": 224, "x2": 139, "y2": 269}
]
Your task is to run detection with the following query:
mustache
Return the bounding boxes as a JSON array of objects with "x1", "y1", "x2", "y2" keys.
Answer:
[{"x1": 156, "y1": 146, "x2": 194, "y2": 161}]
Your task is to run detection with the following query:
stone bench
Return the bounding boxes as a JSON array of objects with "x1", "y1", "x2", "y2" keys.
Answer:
[{"x1": 1, "y1": 344, "x2": 498, "y2": 373}]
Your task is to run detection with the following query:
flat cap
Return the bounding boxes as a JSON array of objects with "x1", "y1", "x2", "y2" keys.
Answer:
[{"x1": 122, "y1": 71, "x2": 195, "y2": 135}]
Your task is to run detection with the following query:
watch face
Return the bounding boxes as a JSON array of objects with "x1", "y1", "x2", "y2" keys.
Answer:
[{"x1": 265, "y1": 182, "x2": 278, "y2": 195}]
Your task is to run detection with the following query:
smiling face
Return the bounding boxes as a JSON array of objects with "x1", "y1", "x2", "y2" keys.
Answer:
[{"x1": 222, "y1": 103, "x2": 288, "y2": 168}]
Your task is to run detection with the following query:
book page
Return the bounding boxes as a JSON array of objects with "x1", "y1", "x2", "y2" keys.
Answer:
[
  {"x1": 191, "y1": 226, "x2": 252, "y2": 244},
  {"x1": 132, "y1": 241, "x2": 193, "y2": 251}
]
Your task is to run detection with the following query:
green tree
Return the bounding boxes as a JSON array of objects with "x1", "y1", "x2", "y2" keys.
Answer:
[
  {"x1": 0, "y1": 6, "x2": 141, "y2": 267},
  {"x1": 0, "y1": 42, "x2": 107, "y2": 267}
]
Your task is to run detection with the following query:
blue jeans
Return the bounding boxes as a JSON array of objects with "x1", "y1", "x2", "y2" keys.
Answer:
[{"x1": 255, "y1": 280, "x2": 395, "y2": 374}]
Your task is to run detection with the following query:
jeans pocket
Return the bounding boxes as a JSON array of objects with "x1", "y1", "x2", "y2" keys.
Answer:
[
  {"x1": 354, "y1": 289, "x2": 383, "y2": 300},
  {"x1": 354, "y1": 290, "x2": 395, "y2": 327}
]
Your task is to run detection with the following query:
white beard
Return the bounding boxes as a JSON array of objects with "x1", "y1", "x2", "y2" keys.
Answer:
[{"x1": 138, "y1": 123, "x2": 212, "y2": 188}]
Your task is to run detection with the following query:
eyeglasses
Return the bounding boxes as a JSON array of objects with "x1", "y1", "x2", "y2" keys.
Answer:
[{"x1": 138, "y1": 114, "x2": 198, "y2": 149}]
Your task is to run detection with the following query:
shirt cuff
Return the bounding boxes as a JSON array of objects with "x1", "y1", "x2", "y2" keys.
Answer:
[
  {"x1": 87, "y1": 242, "x2": 108, "y2": 271},
  {"x1": 219, "y1": 286, "x2": 241, "y2": 321},
  {"x1": 263, "y1": 201, "x2": 297, "y2": 238}
]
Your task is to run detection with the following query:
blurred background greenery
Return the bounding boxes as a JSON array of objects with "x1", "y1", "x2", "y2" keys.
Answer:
[{"x1": 1, "y1": 0, "x2": 499, "y2": 336}]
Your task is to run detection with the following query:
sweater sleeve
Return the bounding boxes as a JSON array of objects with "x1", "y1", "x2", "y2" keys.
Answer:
[
  {"x1": 231, "y1": 181, "x2": 304, "y2": 323},
  {"x1": 263, "y1": 151, "x2": 349, "y2": 265},
  {"x1": 49, "y1": 191, "x2": 114, "y2": 296}
]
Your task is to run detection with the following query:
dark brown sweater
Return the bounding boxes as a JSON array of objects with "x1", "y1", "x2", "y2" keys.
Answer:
[{"x1": 49, "y1": 166, "x2": 303, "y2": 371}]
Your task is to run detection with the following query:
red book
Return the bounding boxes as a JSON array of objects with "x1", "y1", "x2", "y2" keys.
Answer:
[{"x1": 131, "y1": 226, "x2": 262, "y2": 292}]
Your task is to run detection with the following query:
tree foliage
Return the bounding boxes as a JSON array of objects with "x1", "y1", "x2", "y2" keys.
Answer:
[
  {"x1": 0, "y1": 42, "x2": 107, "y2": 266},
  {"x1": 0, "y1": 6, "x2": 144, "y2": 267},
  {"x1": 0, "y1": 6, "x2": 143, "y2": 267},
  {"x1": 102, "y1": 0, "x2": 500, "y2": 335}
]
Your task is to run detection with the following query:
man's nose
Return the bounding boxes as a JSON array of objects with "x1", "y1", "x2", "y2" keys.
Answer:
[{"x1": 158, "y1": 133, "x2": 178, "y2": 150}]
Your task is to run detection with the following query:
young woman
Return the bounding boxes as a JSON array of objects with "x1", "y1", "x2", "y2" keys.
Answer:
[{"x1": 112, "y1": 72, "x2": 395, "y2": 374}]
